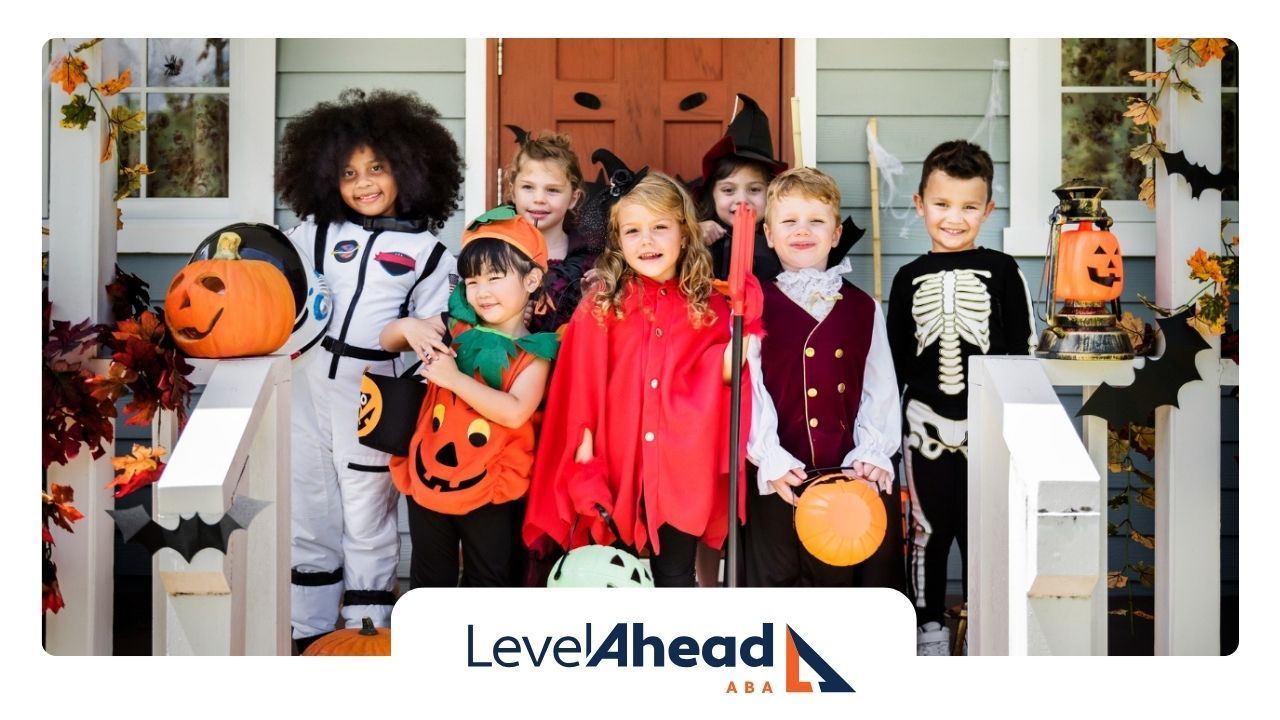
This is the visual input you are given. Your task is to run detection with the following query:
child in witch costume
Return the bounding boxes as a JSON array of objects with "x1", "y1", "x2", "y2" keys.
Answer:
[
  {"x1": 275, "y1": 89, "x2": 462, "y2": 650},
  {"x1": 505, "y1": 130, "x2": 603, "y2": 334},
  {"x1": 523, "y1": 172, "x2": 763, "y2": 587},
  {"x1": 388, "y1": 209, "x2": 558, "y2": 587},
  {"x1": 886, "y1": 140, "x2": 1034, "y2": 654},
  {"x1": 696, "y1": 93, "x2": 788, "y2": 284},
  {"x1": 744, "y1": 168, "x2": 905, "y2": 589}
]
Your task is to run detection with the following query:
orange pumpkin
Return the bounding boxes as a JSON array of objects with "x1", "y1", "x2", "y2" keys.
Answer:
[
  {"x1": 301, "y1": 617, "x2": 391, "y2": 656},
  {"x1": 164, "y1": 231, "x2": 295, "y2": 358},
  {"x1": 794, "y1": 472, "x2": 887, "y2": 567},
  {"x1": 1054, "y1": 221, "x2": 1124, "y2": 302}
]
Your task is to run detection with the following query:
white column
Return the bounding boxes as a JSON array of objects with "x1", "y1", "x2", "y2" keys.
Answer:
[
  {"x1": 44, "y1": 40, "x2": 117, "y2": 656},
  {"x1": 1153, "y1": 54, "x2": 1222, "y2": 655}
]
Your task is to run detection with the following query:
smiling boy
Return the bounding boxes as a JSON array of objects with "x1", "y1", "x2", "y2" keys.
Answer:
[
  {"x1": 743, "y1": 167, "x2": 904, "y2": 590},
  {"x1": 885, "y1": 140, "x2": 1035, "y2": 655}
]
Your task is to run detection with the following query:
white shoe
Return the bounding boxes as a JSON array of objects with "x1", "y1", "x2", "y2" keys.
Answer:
[{"x1": 917, "y1": 621, "x2": 951, "y2": 656}]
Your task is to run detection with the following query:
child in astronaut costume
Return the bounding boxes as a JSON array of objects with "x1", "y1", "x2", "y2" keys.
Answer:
[
  {"x1": 885, "y1": 140, "x2": 1034, "y2": 655},
  {"x1": 275, "y1": 89, "x2": 463, "y2": 650}
]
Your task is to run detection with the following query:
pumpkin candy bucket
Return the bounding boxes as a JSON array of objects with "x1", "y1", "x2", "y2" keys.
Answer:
[
  {"x1": 301, "y1": 617, "x2": 390, "y2": 656},
  {"x1": 547, "y1": 504, "x2": 653, "y2": 588},
  {"x1": 793, "y1": 468, "x2": 888, "y2": 567}
]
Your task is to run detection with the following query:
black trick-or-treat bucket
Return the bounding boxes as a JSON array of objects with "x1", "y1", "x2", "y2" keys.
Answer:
[{"x1": 356, "y1": 361, "x2": 425, "y2": 456}]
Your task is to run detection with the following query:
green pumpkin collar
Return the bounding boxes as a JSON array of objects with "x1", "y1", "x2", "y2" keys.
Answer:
[{"x1": 446, "y1": 283, "x2": 558, "y2": 389}]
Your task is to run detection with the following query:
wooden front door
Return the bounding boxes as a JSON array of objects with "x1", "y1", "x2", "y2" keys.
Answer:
[{"x1": 487, "y1": 38, "x2": 791, "y2": 207}]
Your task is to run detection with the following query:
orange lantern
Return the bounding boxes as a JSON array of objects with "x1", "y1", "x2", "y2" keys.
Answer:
[
  {"x1": 794, "y1": 471, "x2": 887, "y2": 567},
  {"x1": 1054, "y1": 221, "x2": 1124, "y2": 302}
]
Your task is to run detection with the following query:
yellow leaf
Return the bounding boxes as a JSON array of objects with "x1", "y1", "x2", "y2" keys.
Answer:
[
  {"x1": 1187, "y1": 311, "x2": 1226, "y2": 336},
  {"x1": 50, "y1": 54, "x2": 88, "y2": 94},
  {"x1": 1118, "y1": 312, "x2": 1149, "y2": 354},
  {"x1": 1106, "y1": 429, "x2": 1130, "y2": 469},
  {"x1": 1128, "y1": 69, "x2": 1168, "y2": 83},
  {"x1": 1139, "y1": 177, "x2": 1155, "y2": 209},
  {"x1": 1187, "y1": 248, "x2": 1226, "y2": 284},
  {"x1": 1130, "y1": 529, "x2": 1155, "y2": 550},
  {"x1": 95, "y1": 68, "x2": 132, "y2": 97},
  {"x1": 1190, "y1": 38, "x2": 1229, "y2": 65},
  {"x1": 1131, "y1": 424, "x2": 1156, "y2": 456},
  {"x1": 1124, "y1": 99, "x2": 1160, "y2": 127},
  {"x1": 1107, "y1": 571, "x2": 1129, "y2": 589},
  {"x1": 100, "y1": 126, "x2": 117, "y2": 163},
  {"x1": 110, "y1": 105, "x2": 146, "y2": 134},
  {"x1": 108, "y1": 444, "x2": 167, "y2": 487},
  {"x1": 1136, "y1": 487, "x2": 1156, "y2": 509},
  {"x1": 1129, "y1": 141, "x2": 1165, "y2": 165}
]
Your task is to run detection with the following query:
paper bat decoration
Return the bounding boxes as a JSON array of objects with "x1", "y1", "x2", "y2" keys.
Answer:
[
  {"x1": 1076, "y1": 308, "x2": 1210, "y2": 426},
  {"x1": 1159, "y1": 149, "x2": 1238, "y2": 200},
  {"x1": 107, "y1": 495, "x2": 270, "y2": 562}
]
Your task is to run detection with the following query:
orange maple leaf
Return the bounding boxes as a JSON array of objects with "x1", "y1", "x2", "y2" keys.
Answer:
[
  {"x1": 1187, "y1": 248, "x2": 1226, "y2": 284},
  {"x1": 50, "y1": 54, "x2": 88, "y2": 94},
  {"x1": 44, "y1": 483, "x2": 85, "y2": 534},
  {"x1": 1154, "y1": 38, "x2": 1181, "y2": 51},
  {"x1": 1190, "y1": 39, "x2": 1229, "y2": 65},
  {"x1": 113, "y1": 309, "x2": 166, "y2": 345},
  {"x1": 95, "y1": 68, "x2": 131, "y2": 97},
  {"x1": 1123, "y1": 99, "x2": 1160, "y2": 127},
  {"x1": 109, "y1": 443, "x2": 168, "y2": 486}
]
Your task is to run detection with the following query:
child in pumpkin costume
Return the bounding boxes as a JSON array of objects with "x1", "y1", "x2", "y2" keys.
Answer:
[
  {"x1": 388, "y1": 210, "x2": 558, "y2": 587},
  {"x1": 275, "y1": 89, "x2": 461, "y2": 649},
  {"x1": 744, "y1": 168, "x2": 904, "y2": 589},
  {"x1": 885, "y1": 140, "x2": 1034, "y2": 654},
  {"x1": 523, "y1": 171, "x2": 763, "y2": 587}
]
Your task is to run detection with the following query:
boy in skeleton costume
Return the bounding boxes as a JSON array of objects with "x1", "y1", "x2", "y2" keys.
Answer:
[
  {"x1": 886, "y1": 141, "x2": 1034, "y2": 655},
  {"x1": 745, "y1": 168, "x2": 904, "y2": 590}
]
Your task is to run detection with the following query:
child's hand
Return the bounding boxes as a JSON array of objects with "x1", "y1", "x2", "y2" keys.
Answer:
[
  {"x1": 419, "y1": 350, "x2": 462, "y2": 389},
  {"x1": 400, "y1": 316, "x2": 454, "y2": 363},
  {"x1": 848, "y1": 462, "x2": 893, "y2": 495},
  {"x1": 769, "y1": 468, "x2": 807, "y2": 506},
  {"x1": 699, "y1": 220, "x2": 726, "y2": 246}
]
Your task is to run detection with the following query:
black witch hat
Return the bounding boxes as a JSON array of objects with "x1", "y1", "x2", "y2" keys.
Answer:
[{"x1": 700, "y1": 93, "x2": 788, "y2": 190}]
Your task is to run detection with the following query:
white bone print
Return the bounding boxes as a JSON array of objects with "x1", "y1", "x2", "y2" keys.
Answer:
[
  {"x1": 911, "y1": 269, "x2": 992, "y2": 395},
  {"x1": 905, "y1": 399, "x2": 968, "y2": 460}
]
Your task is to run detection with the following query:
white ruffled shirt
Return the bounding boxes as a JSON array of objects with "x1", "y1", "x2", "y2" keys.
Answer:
[{"x1": 746, "y1": 260, "x2": 902, "y2": 495}]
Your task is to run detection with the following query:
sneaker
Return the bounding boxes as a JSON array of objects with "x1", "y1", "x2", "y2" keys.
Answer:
[{"x1": 917, "y1": 621, "x2": 951, "y2": 656}]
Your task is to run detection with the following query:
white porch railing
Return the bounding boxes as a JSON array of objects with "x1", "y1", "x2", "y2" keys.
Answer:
[
  {"x1": 969, "y1": 355, "x2": 1104, "y2": 655},
  {"x1": 150, "y1": 356, "x2": 291, "y2": 655},
  {"x1": 971, "y1": 353, "x2": 1235, "y2": 655}
]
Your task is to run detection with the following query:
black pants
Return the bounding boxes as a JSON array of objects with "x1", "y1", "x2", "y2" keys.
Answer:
[
  {"x1": 744, "y1": 470, "x2": 906, "y2": 590},
  {"x1": 904, "y1": 445, "x2": 968, "y2": 626},
  {"x1": 406, "y1": 499, "x2": 520, "y2": 588},
  {"x1": 645, "y1": 524, "x2": 700, "y2": 588}
]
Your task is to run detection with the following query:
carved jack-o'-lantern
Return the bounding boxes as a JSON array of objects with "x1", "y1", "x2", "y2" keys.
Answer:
[
  {"x1": 389, "y1": 353, "x2": 537, "y2": 516},
  {"x1": 164, "y1": 232, "x2": 295, "y2": 358},
  {"x1": 794, "y1": 471, "x2": 887, "y2": 567},
  {"x1": 1054, "y1": 221, "x2": 1124, "y2": 303}
]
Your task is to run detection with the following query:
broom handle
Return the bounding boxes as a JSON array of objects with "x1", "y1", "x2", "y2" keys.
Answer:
[{"x1": 868, "y1": 118, "x2": 883, "y2": 302}]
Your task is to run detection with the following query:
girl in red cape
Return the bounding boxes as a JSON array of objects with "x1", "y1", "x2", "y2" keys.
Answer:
[{"x1": 523, "y1": 171, "x2": 763, "y2": 587}]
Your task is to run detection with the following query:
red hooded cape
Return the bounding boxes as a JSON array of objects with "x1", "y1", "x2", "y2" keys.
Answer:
[{"x1": 523, "y1": 274, "x2": 762, "y2": 554}]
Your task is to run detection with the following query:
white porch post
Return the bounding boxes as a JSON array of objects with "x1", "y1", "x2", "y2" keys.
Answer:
[
  {"x1": 1153, "y1": 55, "x2": 1223, "y2": 655},
  {"x1": 44, "y1": 40, "x2": 117, "y2": 656}
]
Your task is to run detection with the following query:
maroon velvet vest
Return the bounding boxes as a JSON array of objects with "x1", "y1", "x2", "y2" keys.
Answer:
[{"x1": 760, "y1": 280, "x2": 875, "y2": 468}]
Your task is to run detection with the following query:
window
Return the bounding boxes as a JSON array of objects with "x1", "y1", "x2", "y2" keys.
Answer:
[
  {"x1": 1006, "y1": 39, "x2": 1237, "y2": 256},
  {"x1": 99, "y1": 38, "x2": 275, "y2": 253}
]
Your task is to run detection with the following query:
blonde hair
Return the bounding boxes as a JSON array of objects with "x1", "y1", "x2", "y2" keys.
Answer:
[
  {"x1": 505, "y1": 131, "x2": 585, "y2": 200},
  {"x1": 591, "y1": 172, "x2": 717, "y2": 328},
  {"x1": 764, "y1": 167, "x2": 842, "y2": 225}
]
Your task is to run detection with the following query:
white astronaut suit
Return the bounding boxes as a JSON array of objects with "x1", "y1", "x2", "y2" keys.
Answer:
[{"x1": 285, "y1": 214, "x2": 454, "y2": 641}]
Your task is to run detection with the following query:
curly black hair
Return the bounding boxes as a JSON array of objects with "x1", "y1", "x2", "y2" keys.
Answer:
[{"x1": 275, "y1": 88, "x2": 465, "y2": 231}]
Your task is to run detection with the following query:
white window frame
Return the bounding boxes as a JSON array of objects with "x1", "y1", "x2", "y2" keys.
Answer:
[
  {"x1": 116, "y1": 38, "x2": 276, "y2": 253},
  {"x1": 1006, "y1": 39, "x2": 1236, "y2": 258}
]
